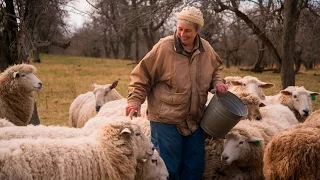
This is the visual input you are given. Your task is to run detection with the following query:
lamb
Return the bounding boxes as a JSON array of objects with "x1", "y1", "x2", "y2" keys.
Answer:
[
  {"x1": 0, "y1": 120, "x2": 154, "y2": 180},
  {"x1": 228, "y1": 75, "x2": 274, "y2": 100},
  {"x1": 0, "y1": 118, "x2": 15, "y2": 127},
  {"x1": 135, "y1": 149, "x2": 169, "y2": 180},
  {"x1": 0, "y1": 64, "x2": 42, "y2": 126},
  {"x1": 69, "y1": 80, "x2": 123, "y2": 128},
  {"x1": 234, "y1": 92, "x2": 265, "y2": 120},
  {"x1": 264, "y1": 86, "x2": 319, "y2": 122},
  {"x1": 263, "y1": 125, "x2": 320, "y2": 179},
  {"x1": 220, "y1": 120, "x2": 282, "y2": 179}
]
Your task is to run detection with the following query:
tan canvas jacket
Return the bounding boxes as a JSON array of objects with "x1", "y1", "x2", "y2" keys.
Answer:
[{"x1": 127, "y1": 34, "x2": 224, "y2": 135}]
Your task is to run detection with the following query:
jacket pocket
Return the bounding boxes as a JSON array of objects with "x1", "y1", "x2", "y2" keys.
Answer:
[{"x1": 157, "y1": 91, "x2": 190, "y2": 124}]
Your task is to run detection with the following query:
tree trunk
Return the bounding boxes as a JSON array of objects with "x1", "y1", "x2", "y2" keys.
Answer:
[
  {"x1": 281, "y1": 0, "x2": 301, "y2": 89},
  {"x1": 33, "y1": 48, "x2": 41, "y2": 63},
  {"x1": 252, "y1": 40, "x2": 265, "y2": 73},
  {"x1": 135, "y1": 27, "x2": 140, "y2": 63},
  {"x1": 2, "y1": 0, "x2": 19, "y2": 70},
  {"x1": 122, "y1": 32, "x2": 133, "y2": 60}
]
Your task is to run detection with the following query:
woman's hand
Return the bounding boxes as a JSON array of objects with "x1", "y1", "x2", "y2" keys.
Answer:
[{"x1": 125, "y1": 103, "x2": 141, "y2": 119}]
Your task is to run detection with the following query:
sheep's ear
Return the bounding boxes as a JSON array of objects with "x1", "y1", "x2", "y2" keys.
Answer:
[
  {"x1": 230, "y1": 80, "x2": 242, "y2": 86},
  {"x1": 110, "y1": 80, "x2": 118, "y2": 89},
  {"x1": 92, "y1": 83, "x2": 97, "y2": 88},
  {"x1": 259, "y1": 83, "x2": 275, "y2": 89},
  {"x1": 307, "y1": 91, "x2": 320, "y2": 96},
  {"x1": 248, "y1": 136, "x2": 263, "y2": 145},
  {"x1": 13, "y1": 72, "x2": 20, "y2": 78},
  {"x1": 120, "y1": 127, "x2": 132, "y2": 135},
  {"x1": 280, "y1": 90, "x2": 292, "y2": 96},
  {"x1": 259, "y1": 102, "x2": 266, "y2": 107}
]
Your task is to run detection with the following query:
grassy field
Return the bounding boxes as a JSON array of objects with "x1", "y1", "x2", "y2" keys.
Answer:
[{"x1": 32, "y1": 54, "x2": 320, "y2": 126}]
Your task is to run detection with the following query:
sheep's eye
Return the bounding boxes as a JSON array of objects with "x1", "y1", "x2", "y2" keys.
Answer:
[
  {"x1": 152, "y1": 159, "x2": 158, "y2": 165},
  {"x1": 243, "y1": 84, "x2": 246, "y2": 86},
  {"x1": 239, "y1": 141, "x2": 244, "y2": 144},
  {"x1": 135, "y1": 132, "x2": 141, "y2": 136},
  {"x1": 21, "y1": 74, "x2": 26, "y2": 77},
  {"x1": 293, "y1": 95, "x2": 297, "y2": 98}
]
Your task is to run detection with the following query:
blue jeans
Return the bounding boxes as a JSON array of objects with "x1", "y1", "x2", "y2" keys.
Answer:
[{"x1": 150, "y1": 121, "x2": 205, "y2": 180}]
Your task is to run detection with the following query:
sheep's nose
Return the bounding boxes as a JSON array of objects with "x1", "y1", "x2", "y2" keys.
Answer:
[
  {"x1": 221, "y1": 155, "x2": 229, "y2": 161},
  {"x1": 38, "y1": 82, "x2": 43, "y2": 88},
  {"x1": 256, "y1": 116, "x2": 262, "y2": 120},
  {"x1": 96, "y1": 106, "x2": 101, "y2": 112},
  {"x1": 303, "y1": 109, "x2": 309, "y2": 116}
]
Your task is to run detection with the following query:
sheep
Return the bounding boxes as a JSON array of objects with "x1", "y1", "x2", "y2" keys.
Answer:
[
  {"x1": 229, "y1": 75, "x2": 274, "y2": 100},
  {"x1": 69, "y1": 80, "x2": 123, "y2": 128},
  {"x1": 0, "y1": 64, "x2": 42, "y2": 126},
  {"x1": 305, "y1": 108, "x2": 320, "y2": 124},
  {"x1": 264, "y1": 86, "x2": 319, "y2": 122},
  {"x1": 203, "y1": 137, "x2": 249, "y2": 180},
  {"x1": 220, "y1": 120, "x2": 281, "y2": 179},
  {"x1": 0, "y1": 120, "x2": 154, "y2": 180},
  {"x1": 135, "y1": 149, "x2": 169, "y2": 180},
  {"x1": 0, "y1": 122, "x2": 96, "y2": 140},
  {"x1": 259, "y1": 104, "x2": 299, "y2": 131},
  {"x1": 0, "y1": 118, "x2": 15, "y2": 127},
  {"x1": 234, "y1": 92, "x2": 266, "y2": 120},
  {"x1": 263, "y1": 125, "x2": 320, "y2": 180}
]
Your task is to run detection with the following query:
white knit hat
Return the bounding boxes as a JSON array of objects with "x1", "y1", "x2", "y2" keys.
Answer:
[{"x1": 177, "y1": 6, "x2": 204, "y2": 27}]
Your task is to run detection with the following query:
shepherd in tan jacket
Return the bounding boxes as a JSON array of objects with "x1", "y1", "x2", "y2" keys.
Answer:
[{"x1": 125, "y1": 6, "x2": 228, "y2": 180}]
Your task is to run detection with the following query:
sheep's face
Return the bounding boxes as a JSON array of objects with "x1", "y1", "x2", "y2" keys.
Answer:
[
  {"x1": 13, "y1": 72, "x2": 42, "y2": 92},
  {"x1": 221, "y1": 132, "x2": 263, "y2": 165},
  {"x1": 281, "y1": 87, "x2": 319, "y2": 117},
  {"x1": 142, "y1": 149, "x2": 169, "y2": 180},
  {"x1": 128, "y1": 124, "x2": 154, "y2": 160},
  {"x1": 246, "y1": 103, "x2": 264, "y2": 120},
  {"x1": 231, "y1": 76, "x2": 274, "y2": 100},
  {"x1": 93, "y1": 81, "x2": 118, "y2": 112}
]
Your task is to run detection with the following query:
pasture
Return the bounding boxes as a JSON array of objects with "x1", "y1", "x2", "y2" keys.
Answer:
[{"x1": 32, "y1": 54, "x2": 320, "y2": 126}]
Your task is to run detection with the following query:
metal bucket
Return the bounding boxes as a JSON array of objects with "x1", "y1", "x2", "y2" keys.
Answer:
[{"x1": 200, "y1": 91, "x2": 248, "y2": 138}]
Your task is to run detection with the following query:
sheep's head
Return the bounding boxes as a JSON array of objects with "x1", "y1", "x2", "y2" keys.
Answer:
[
  {"x1": 93, "y1": 80, "x2": 119, "y2": 112},
  {"x1": 236, "y1": 92, "x2": 266, "y2": 120},
  {"x1": 1, "y1": 64, "x2": 42, "y2": 93},
  {"x1": 138, "y1": 149, "x2": 169, "y2": 180},
  {"x1": 99, "y1": 121, "x2": 154, "y2": 161},
  {"x1": 221, "y1": 131, "x2": 263, "y2": 165},
  {"x1": 12, "y1": 71, "x2": 42, "y2": 92},
  {"x1": 230, "y1": 76, "x2": 274, "y2": 100},
  {"x1": 280, "y1": 86, "x2": 319, "y2": 118}
]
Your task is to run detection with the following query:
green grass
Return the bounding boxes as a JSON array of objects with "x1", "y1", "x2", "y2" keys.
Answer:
[{"x1": 32, "y1": 54, "x2": 320, "y2": 126}]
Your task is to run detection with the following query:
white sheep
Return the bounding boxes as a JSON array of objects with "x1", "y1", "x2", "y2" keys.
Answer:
[
  {"x1": 95, "y1": 98, "x2": 148, "y2": 118},
  {"x1": 0, "y1": 64, "x2": 42, "y2": 126},
  {"x1": 220, "y1": 119, "x2": 282, "y2": 179},
  {"x1": 229, "y1": 75, "x2": 274, "y2": 100},
  {"x1": 234, "y1": 92, "x2": 265, "y2": 120},
  {"x1": 0, "y1": 118, "x2": 15, "y2": 127},
  {"x1": 135, "y1": 149, "x2": 169, "y2": 180},
  {"x1": 0, "y1": 122, "x2": 95, "y2": 140},
  {"x1": 263, "y1": 120, "x2": 320, "y2": 179},
  {"x1": 259, "y1": 103, "x2": 299, "y2": 131},
  {"x1": 69, "y1": 80, "x2": 123, "y2": 128},
  {"x1": 264, "y1": 86, "x2": 319, "y2": 122},
  {"x1": 0, "y1": 121, "x2": 154, "y2": 180}
]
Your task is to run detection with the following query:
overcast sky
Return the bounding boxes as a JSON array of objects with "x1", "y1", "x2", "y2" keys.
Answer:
[{"x1": 65, "y1": 0, "x2": 93, "y2": 31}]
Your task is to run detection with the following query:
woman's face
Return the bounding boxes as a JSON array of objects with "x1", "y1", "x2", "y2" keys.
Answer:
[{"x1": 176, "y1": 20, "x2": 198, "y2": 47}]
